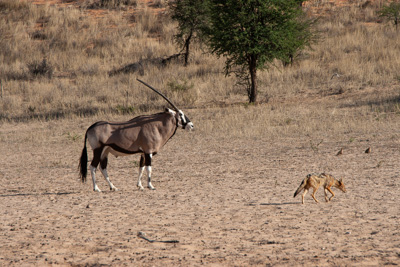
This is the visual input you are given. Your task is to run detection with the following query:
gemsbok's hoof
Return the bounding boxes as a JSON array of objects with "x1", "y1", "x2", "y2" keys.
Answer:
[{"x1": 148, "y1": 183, "x2": 155, "y2": 190}]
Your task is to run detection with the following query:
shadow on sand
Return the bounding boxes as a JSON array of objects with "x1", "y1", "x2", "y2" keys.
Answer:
[
  {"x1": 259, "y1": 202, "x2": 299, "y2": 206},
  {"x1": 0, "y1": 191, "x2": 78, "y2": 198}
]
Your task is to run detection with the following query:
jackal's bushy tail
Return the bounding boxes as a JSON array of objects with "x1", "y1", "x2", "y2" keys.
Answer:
[{"x1": 294, "y1": 178, "x2": 306, "y2": 198}]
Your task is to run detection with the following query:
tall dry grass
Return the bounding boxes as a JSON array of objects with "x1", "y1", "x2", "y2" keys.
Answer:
[{"x1": 0, "y1": 0, "x2": 399, "y2": 140}]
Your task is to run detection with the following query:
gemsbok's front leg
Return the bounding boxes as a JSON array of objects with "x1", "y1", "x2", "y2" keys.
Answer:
[{"x1": 145, "y1": 153, "x2": 155, "y2": 190}]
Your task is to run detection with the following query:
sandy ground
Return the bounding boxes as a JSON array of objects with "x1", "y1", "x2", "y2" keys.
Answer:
[{"x1": 0, "y1": 115, "x2": 399, "y2": 267}]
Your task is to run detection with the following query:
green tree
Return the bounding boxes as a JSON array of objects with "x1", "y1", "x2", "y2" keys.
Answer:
[
  {"x1": 282, "y1": 7, "x2": 315, "y2": 67},
  {"x1": 378, "y1": 2, "x2": 400, "y2": 31},
  {"x1": 204, "y1": 0, "x2": 314, "y2": 103},
  {"x1": 169, "y1": 0, "x2": 210, "y2": 66}
]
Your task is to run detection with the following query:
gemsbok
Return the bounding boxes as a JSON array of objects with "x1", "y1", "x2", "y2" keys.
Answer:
[{"x1": 79, "y1": 79, "x2": 194, "y2": 192}]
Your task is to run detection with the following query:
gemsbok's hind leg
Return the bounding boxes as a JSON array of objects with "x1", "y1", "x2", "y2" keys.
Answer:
[
  {"x1": 137, "y1": 154, "x2": 145, "y2": 190},
  {"x1": 90, "y1": 166, "x2": 101, "y2": 192},
  {"x1": 100, "y1": 156, "x2": 118, "y2": 191},
  {"x1": 90, "y1": 148, "x2": 102, "y2": 192}
]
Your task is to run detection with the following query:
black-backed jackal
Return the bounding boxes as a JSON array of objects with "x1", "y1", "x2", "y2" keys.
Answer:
[{"x1": 293, "y1": 173, "x2": 346, "y2": 204}]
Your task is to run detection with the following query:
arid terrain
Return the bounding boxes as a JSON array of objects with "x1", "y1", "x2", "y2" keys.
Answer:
[
  {"x1": 1, "y1": 98, "x2": 400, "y2": 266},
  {"x1": 1, "y1": 0, "x2": 400, "y2": 266}
]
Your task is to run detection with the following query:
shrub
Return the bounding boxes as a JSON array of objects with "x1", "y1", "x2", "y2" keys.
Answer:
[
  {"x1": 27, "y1": 58, "x2": 53, "y2": 79},
  {"x1": 167, "y1": 79, "x2": 194, "y2": 92},
  {"x1": 82, "y1": 0, "x2": 138, "y2": 8},
  {"x1": 378, "y1": 2, "x2": 400, "y2": 31}
]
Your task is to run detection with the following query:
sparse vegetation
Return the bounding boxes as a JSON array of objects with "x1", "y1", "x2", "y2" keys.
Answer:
[
  {"x1": 378, "y1": 1, "x2": 400, "y2": 31},
  {"x1": 81, "y1": 0, "x2": 138, "y2": 8},
  {"x1": 0, "y1": 0, "x2": 398, "y2": 139},
  {"x1": 27, "y1": 58, "x2": 53, "y2": 79},
  {"x1": 167, "y1": 79, "x2": 194, "y2": 92}
]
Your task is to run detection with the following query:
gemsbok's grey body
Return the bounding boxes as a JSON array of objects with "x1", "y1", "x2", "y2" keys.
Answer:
[{"x1": 79, "y1": 79, "x2": 194, "y2": 192}]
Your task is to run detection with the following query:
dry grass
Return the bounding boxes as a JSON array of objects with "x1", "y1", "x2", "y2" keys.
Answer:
[{"x1": 0, "y1": 0, "x2": 399, "y2": 140}]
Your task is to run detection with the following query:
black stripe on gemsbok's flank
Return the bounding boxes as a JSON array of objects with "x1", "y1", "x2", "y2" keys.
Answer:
[{"x1": 104, "y1": 143, "x2": 142, "y2": 155}]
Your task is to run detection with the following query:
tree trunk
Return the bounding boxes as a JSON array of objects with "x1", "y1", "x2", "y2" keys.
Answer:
[
  {"x1": 184, "y1": 30, "x2": 193, "y2": 66},
  {"x1": 248, "y1": 55, "x2": 257, "y2": 103}
]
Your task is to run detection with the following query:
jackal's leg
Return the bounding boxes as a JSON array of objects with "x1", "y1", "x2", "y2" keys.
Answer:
[
  {"x1": 137, "y1": 154, "x2": 145, "y2": 190},
  {"x1": 324, "y1": 188, "x2": 329, "y2": 202},
  {"x1": 301, "y1": 189, "x2": 308, "y2": 204},
  {"x1": 99, "y1": 156, "x2": 118, "y2": 191},
  {"x1": 327, "y1": 187, "x2": 335, "y2": 201},
  {"x1": 311, "y1": 186, "x2": 319, "y2": 203},
  {"x1": 145, "y1": 153, "x2": 155, "y2": 190}
]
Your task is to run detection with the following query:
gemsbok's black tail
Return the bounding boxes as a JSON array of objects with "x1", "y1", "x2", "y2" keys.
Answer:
[{"x1": 79, "y1": 132, "x2": 88, "y2": 183}]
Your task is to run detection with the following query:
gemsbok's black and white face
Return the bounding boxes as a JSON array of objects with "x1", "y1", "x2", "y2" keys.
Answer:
[
  {"x1": 178, "y1": 110, "x2": 194, "y2": 131},
  {"x1": 167, "y1": 108, "x2": 193, "y2": 131}
]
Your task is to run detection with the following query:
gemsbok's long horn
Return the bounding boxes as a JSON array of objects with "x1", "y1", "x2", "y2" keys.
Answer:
[{"x1": 137, "y1": 79, "x2": 179, "y2": 112}]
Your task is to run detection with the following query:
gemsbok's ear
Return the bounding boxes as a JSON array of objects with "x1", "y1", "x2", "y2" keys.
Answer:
[{"x1": 165, "y1": 108, "x2": 176, "y2": 115}]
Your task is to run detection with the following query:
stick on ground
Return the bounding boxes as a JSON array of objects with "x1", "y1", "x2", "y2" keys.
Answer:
[{"x1": 137, "y1": 232, "x2": 179, "y2": 243}]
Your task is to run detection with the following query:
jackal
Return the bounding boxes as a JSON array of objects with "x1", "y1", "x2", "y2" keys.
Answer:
[{"x1": 293, "y1": 173, "x2": 346, "y2": 204}]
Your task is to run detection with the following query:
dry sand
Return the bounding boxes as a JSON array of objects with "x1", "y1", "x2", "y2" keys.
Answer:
[{"x1": 0, "y1": 115, "x2": 399, "y2": 266}]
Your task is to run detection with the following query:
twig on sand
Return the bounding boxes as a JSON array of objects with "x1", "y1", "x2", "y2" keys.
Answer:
[{"x1": 137, "y1": 232, "x2": 179, "y2": 244}]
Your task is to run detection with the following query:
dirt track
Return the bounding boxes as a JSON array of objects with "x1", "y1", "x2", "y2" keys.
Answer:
[{"x1": 0, "y1": 116, "x2": 400, "y2": 266}]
